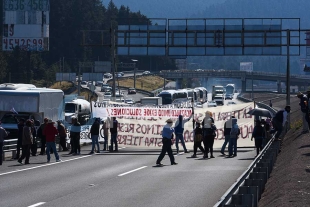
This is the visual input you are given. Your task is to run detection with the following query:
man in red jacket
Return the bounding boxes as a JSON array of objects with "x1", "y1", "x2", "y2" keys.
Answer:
[{"x1": 43, "y1": 119, "x2": 61, "y2": 163}]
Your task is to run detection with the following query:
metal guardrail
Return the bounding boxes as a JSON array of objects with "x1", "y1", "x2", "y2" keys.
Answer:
[{"x1": 213, "y1": 134, "x2": 277, "y2": 207}]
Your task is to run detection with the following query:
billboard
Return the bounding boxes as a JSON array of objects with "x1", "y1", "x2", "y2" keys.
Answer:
[
  {"x1": 2, "y1": 0, "x2": 50, "y2": 51},
  {"x1": 56, "y1": 73, "x2": 76, "y2": 82},
  {"x1": 82, "y1": 73, "x2": 104, "y2": 81},
  {"x1": 94, "y1": 61, "x2": 111, "y2": 73},
  {"x1": 240, "y1": 62, "x2": 253, "y2": 72}
]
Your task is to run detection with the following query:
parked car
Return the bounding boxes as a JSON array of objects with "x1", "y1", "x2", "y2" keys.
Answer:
[
  {"x1": 119, "y1": 72, "x2": 124, "y2": 76},
  {"x1": 195, "y1": 102, "x2": 203, "y2": 108},
  {"x1": 207, "y1": 101, "x2": 217, "y2": 107},
  {"x1": 116, "y1": 73, "x2": 122, "y2": 78},
  {"x1": 128, "y1": 87, "x2": 136, "y2": 94}
]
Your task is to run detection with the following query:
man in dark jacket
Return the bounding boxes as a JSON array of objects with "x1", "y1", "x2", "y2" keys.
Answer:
[
  {"x1": 297, "y1": 92, "x2": 309, "y2": 133},
  {"x1": 14, "y1": 118, "x2": 25, "y2": 159},
  {"x1": 38, "y1": 118, "x2": 48, "y2": 155},
  {"x1": 70, "y1": 117, "x2": 81, "y2": 155},
  {"x1": 174, "y1": 114, "x2": 192, "y2": 154},
  {"x1": 110, "y1": 117, "x2": 118, "y2": 152},
  {"x1": 220, "y1": 116, "x2": 235, "y2": 155},
  {"x1": 271, "y1": 105, "x2": 291, "y2": 140},
  {"x1": 90, "y1": 118, "x2": 100, "y2": 154}
]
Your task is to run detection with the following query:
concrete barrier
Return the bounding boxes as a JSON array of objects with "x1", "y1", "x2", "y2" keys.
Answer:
[{"x1": 231, "y1": 194, "x2": 254, "y2": 206}]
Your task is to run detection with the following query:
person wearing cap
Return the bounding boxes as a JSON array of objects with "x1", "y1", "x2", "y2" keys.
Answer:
[
  {"x1": 57, "y1": 120, "x2": 68, "y2": 151},
  {"x1": 251, "y1": 120, "x2": 266, "y2": 156},
  {"x1": 297, "y1": 91, "x2": 309, "y2": 133},
  {"x1": 14, "y1": 118, "x2": 25, "y2": 159},
  {"x1": 43, "y1": 119, "x2": 61, "y2": 162},
  {"x1": 156, "y1": 118, "x2": 178, "y2": 166},
  {"x1": 174, "y1": 114, "x2": 193, "y2": 154},
  {"x1": 38, "y1": 118, "x2": 49, "y2": 155},
  {"x1": 271, "y1": 105, "x2": 291, "y2": 140}
]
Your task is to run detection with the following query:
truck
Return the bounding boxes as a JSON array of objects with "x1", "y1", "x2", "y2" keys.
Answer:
[
  {"x1": 0, "y1": 88, "x2": 64, "y2": 139},
  {"x1": 225, "y1": 84, "x2": 235, "y2": 100},
  {"x1": 64, "y1": 95, "x2": 91, "y2": 125},
  {"x1": 141, "y1": 97, "x2": 162, "y2": 106},
  {"x1": 212, "y1": 85, "x2": 225, "y2": 100},
  {"x1": 214, "y1": 94, "x2": 224, "y2": 105}
]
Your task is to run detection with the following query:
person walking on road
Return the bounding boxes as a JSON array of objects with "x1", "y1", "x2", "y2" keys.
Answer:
[
  {"x1": 296, "y1": 92, "x2": 309, "y2": 133},
  {"x1": 228, "y1": 118, "x2": 240, "y2": 158},
  {"x1": 90, "y1": 118, "x2": 100, "y2": 154},
  {"x1": 0, "y1": 125, "x2": 9, "y2": 165},
  {"x1": 220, "y1": 116, "x2": 235, "y2": 155},
  {"x1": 202, "y1": 111, "x2": 216, "y2": 159},
  {"x1": 57, "y1": 120, "x2": 68, "y2": 151},
  {"x1": 270, "y1": 105, "x2": 291, "y2": 140},
  {"x1": 110, "y1": 117, "x2": 118, "y2": 152},
  {"x1": 251, "y1": 120, "x2": 266, "y2": 156},
  {"x1": 14, "y1": 118, "x2": 25, "y2": 159},
  {"x1": 156, "y1": 119, "x2": 177, "y2": 166},
  {"x1": 70, "y1": 117, "x2": 81, "y2": 155},
  {"x1": 43, "y1": 119, "x2": 61, "y2": 162},
  {"x1": 174, "y1": 114, "x2": 193, "y2": 153},
  {"x1": 191, "y1": 121, "x2": 205, "y2": 158},
  {"x1": 18, "y1": 120, "x2": 33, "y2": 165},
  {"x1": 30, "y1": 119, "x2": 38, "y2": 156}
]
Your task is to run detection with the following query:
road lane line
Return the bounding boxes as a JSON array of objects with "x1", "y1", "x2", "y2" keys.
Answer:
[
  {"x1": 118, "y1": 166, "x2": 147, "y2": 177},
  {"x1": 0, "y1": 155, "x2": 92, "y2": 177},
  {"x1": 28, "y1": 202, "x2": 46, "y2": 207}
]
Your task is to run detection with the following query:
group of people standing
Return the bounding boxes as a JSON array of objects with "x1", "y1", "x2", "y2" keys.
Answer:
[
  {"x1": 156, "y1": 111, "x2": 240, "y2": 166},
  {"x1": 297, "y1": 91, "x2": 310, "y2": 133}
]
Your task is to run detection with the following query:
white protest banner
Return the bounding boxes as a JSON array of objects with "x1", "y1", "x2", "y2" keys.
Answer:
[
  {"x1": 92, "y1": 102, "x2": 109, "y2": 118},
  {"x1": 104, "y1": 102, "x2": 256, "y2": 149}
]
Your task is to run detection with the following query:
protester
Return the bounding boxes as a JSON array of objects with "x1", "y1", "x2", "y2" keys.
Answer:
[
  {"x1": 305, "y1": 91, "x2": 310, "y2": 130},
  {"x1": 57, "y1": 120, "x2": 68, "y2": 151},
  {"x1": 174, "y1": 114, "x2": 193, "y2": 153},
  {"x1": 102, "y1": 120, "x2": 109, "y2": 151},
  {"x1": 0, "y1": 125, "x2": 8, "y2": 165},
  {"x1": 228, "y1": 118, "x2": 240, "y2": 157},
  {"x1": 202, "y1": 111, "x2": 216, "y2": 159},
  {"x1": 18, "y1": 120, "x2": 33, "y2": 164},
  {"x1": 90, "y1": 118, "x2": 100, "y2": 154},
  {"x1": 296, "y1": 92, "x2": 309, "y2": 133},
  {"x1": 70, "y1": 117, "x2": 81, "y2": 155},
  {"x1": 221, "y1": 116, "x2": 235, "y2": 155},
  {"x1": 269, "y1": 100, "x2": 273, "y2": 108},
  {"x1": 43, "y1": 119, "x2": 61, "y2": 162},
  {"x1": 110, "y1": 117, "x2": 118, "y2": 152},
  {"x1": 251, "y1": 120, "x2": 266, "y2": 156},
  {"x1": 30, "y1": 119, "x2": 38, "y2": 156},
  {"x1": 156, "y1": 119, "x2": 177, "y2": 166},
  {"x1": 270, "y1": 105, "x2": 291, "y2": 140},
  {"x1": 14, "y1": 118, "x2": 25, "y2": 159},
  {"x1": 191, "y1": 121, "x2": 205, "y2": 158},
  {"x1": 38, "y1": 118, "x2": 48, "y2": 155}
]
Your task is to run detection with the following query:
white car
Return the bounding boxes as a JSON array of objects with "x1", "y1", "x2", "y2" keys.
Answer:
[
  {"x1": 195, "y1": 102, "x2": 203, "y2": 108},
  {"x1": 207, "y1": 101, "x2": 217, "y2": 107},
  {"x1": 125, "y1": 99, "x2": 135, "y2": 104},
  {"x1": 142, "y1": 71, "x2": 151, "y2": 75},
  {"x1": 104, "y1": 92, "x2": 112, "y2": 99}
]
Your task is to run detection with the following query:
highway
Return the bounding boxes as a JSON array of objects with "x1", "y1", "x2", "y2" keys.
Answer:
[{"x1": 0, "y1": 144, "x2": 256, "y2": 207}]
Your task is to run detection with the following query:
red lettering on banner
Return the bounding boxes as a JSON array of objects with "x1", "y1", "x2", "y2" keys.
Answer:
[
  {"x1": 139, "y1": 137, "x2": 143, "y2": 145},
  {"x1": 128, "y1": 124, "x2": 134, "y2": 133},
  {"x1": 127, "y1": 135, "x2": 133, "y2": 145}
]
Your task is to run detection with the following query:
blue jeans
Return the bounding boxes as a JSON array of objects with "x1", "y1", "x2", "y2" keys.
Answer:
[
  {"x1": 175, "y1": 133, "x2": 187, "y2": 152},
  {"x1": 228, "y1": 138, "x2": 237, "y2": 156},
  {"x1": 91, "y1": 135, "x2": 100, "y2": 152},
  {"x1": 221, "y1": 135, "x2": 230, "y2": 153},
  {"x1": 46, "y1": 142, "x2": 60, "y2": 161}
]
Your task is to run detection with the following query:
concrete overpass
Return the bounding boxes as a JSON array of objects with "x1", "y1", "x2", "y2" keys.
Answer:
[{"x1": 159, "y1": 70, "x2": 310, "y2": 92}]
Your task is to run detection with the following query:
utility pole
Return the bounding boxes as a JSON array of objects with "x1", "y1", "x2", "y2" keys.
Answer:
[
  {"x1": 78, "y1": 63, "x2": 81, "y2": 96},
  {"x1": 286, "y1": 29, "x2": 291, "y2": 128},
  {"x1": 111, "y1": 29, "x2": 117, "y2": 101}
]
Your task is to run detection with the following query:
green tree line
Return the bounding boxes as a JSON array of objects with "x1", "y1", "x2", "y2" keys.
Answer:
[{"x1": 0, "y1": 0, "x2": 177, "y2": 86}]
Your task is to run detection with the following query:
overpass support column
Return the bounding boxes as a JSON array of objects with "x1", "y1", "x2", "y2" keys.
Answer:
[
  {"x1": 241, "y1": 80, "x2": 246, "y2": 93},
  {"x1": 277, "y1": 81, "x2": 282, "y2": 94}
]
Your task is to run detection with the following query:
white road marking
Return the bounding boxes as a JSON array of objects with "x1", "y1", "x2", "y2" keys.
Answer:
[
  {"x1": 0, "y1": 155, "x2": 92, "y2": 177},
  {"x1": 28, "y1": 202, "x2": 46, "y2": 207},
  {"x1": 118, "y1": 166, "x2": 147, "y2": 177}
]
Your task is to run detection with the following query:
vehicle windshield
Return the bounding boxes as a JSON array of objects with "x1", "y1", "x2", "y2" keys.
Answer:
[
  {"x1": 1, "y1": 115, "x2": 29, "y2": 124},
  {"x1": 158, "y1": 94, "x2": 172, "y2": 104},
  {"x1": 105, "y1": 92, "x2": 111, "y2": 95},
  {"x1": 65, "y1": 103, "x2": 76, "y2": 113}
]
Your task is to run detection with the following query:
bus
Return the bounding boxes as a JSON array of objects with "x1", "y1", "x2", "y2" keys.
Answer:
[
  {"x1": 225, "y1": 84, "x2": 235, "y2": 100},
  {"x1": 195, "y1": 87, "x2": 208, "y2": 103},
  {"x1": 157, "y1": 90, "x2": 177, "y2": 105},
  {"x1": 186, "y1": 88, "x2": 199, "y2": 102}
]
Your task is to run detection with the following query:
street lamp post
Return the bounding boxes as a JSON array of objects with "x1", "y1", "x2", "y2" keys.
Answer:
[{"x1": 131, "y1": 59, "x2": 138, "y2": 89}]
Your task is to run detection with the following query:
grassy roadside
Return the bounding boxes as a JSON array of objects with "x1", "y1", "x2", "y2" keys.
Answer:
[{"x1": 109, "y1": 75, "x2": 169, "y2": 92}]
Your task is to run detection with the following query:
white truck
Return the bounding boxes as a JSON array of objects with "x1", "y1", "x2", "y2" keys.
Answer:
[
  {"x1": 141, "y1": 97, "x2": 162, "y2": 106},
  {"x1": 214, "y1": 94, "x2": 224, "y2": 105},
  {"x1": 0, "y1": 88, "x2": 64, "y2": 139},
  {"x1": 212, "y1": 85, "x2": 225, "y2": 100},
  {"x1": 64, "y1": 95, "x2": 91, "y2": 125}
]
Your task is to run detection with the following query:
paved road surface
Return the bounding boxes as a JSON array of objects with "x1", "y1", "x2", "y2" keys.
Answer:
[{"x1": 0, "y1": 145, "x2": 256, "y2": 207}]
